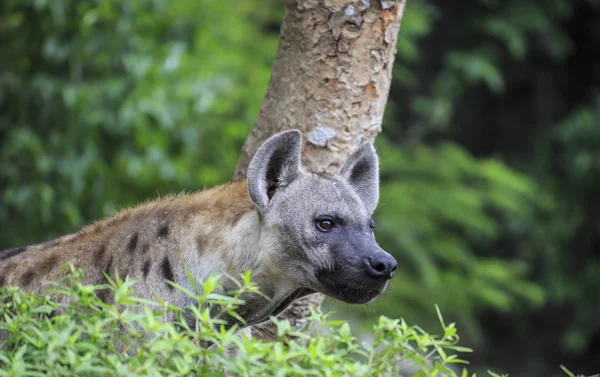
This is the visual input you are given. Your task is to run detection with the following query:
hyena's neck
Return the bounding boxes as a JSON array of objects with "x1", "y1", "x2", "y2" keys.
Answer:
[
  {"x1": 178, "y1": 187, "x2": 265, "y2": 284},
  {"x1": 0, "y1": 181, "x2": 266, "y2": 305}
]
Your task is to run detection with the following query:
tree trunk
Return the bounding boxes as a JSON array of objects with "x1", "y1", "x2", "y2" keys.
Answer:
[{"x1": 233, "y1": 0, "x2": 407, "y2": 340}]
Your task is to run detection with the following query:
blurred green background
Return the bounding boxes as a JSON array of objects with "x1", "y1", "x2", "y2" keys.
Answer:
[{"x1": 1, "y1": 0, "x2": 599, "y2": 375}]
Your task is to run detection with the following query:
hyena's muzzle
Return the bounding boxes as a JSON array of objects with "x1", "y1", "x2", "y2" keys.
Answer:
[{"x1": 315, "y1": 226, "x2": 397, "y2": 304}]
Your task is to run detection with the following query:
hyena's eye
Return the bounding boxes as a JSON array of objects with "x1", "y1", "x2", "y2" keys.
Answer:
[
  {"x1": 369, "y1": 219, "x2": 376, "y2": 229},
  {"x1": 315, "y1": 217, "x2": 335, "y2": 232}
]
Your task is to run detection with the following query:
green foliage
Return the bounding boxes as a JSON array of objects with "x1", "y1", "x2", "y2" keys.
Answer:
[
  {"x1": 518, "y1": 95, "x2": 600, "y2": 356},
  {"x1": 380, "y1": 141, "x2": 542, "y2": 320},
  {"x1": 0, "y1": 0, "x2": 280, "y2": 248},
  {"x1": 391, "y1": 0, "x2": 580, "y2": 134},
  {"x1": 1, "y1": 267, "x2": 495, "y2": 377},
  {"x1": 336, "y1": 139, "x2": 544, "y2": 343},
  {"x1": 384, "y1": 0, "x2": 600, "y2": 374},
  {"x1": 555, "y1": 94, "x2": 600, "y2": 189}
]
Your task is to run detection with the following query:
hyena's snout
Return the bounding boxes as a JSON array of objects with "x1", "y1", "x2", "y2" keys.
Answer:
[
  {"x1": 364, "y1": 250, "x2": 397, "y2": 280},
  {"x1": 315, "y1": 235, "x2": 398, "y2": 304}
]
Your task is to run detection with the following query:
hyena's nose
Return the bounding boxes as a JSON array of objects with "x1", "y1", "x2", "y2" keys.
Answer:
[{"x1": 364, "y1": 253, "x2": 397, "y2": 280}]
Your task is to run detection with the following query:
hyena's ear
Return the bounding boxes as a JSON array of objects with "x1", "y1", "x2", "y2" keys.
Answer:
[
  {"x1": 247, "y1": 130, "x2": 302, "y2": 212},
  {"x1": 340, "y1": 142, "x2": 380, "y2": 214}
]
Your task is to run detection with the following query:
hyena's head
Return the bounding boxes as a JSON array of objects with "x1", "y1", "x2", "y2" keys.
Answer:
[{"x1": 247, "y1": 130, "x2": 397, "y2": 304}]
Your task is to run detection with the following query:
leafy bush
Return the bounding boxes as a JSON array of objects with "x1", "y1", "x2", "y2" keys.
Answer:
[
  {"x1": 2, "y1": 267, "x2": 595, "y2": 377},
  {"x1": 0, "y1": 266, "x2": 501, "y2": 377}
]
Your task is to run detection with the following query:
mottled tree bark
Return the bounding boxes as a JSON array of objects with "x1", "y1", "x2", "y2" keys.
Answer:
[{"x1": 233, "y1": 0, "x2": 407, "y2": 340}]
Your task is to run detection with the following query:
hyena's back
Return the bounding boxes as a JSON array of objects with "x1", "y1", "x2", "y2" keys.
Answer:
[{"x1": 0, "y1": 181, "x2": 256, "y2": 304}]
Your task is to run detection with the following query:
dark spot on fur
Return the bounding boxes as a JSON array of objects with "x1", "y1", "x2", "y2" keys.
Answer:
[
  {"x1": 41, "y1": 253, "x2": 60, "y2": 274},
  {"x1": 0, "y1": 247, "x2": 26, "y2": 260},
  {"x1": 0, "y1": 275, "x2": 5, "y2": 287},
  {"x1": 97, "y1": 255, "x2": 114, "y2": 302},
  {"x1": 128, "y1": 233, "x2": 138, "y2": 253},
  {"x1": 141, "y1": 244, "x2": 149, "y2": 254},
  {"x1": 42, "y1": 239, "x2": 60, "y2": 249},
  {"x1": 161, "y1": 257, "x2": 174, "y2": 290},
  {"x1": 20, "y1": 269, "x2": 36, "y2": 287},
  {"x1": 231, "y1": 211, "x2": 248, "y2": 225},
  {"x1": 95, "y1": 244, "x2": 107, "y2": 262},
  {"x1": 104, "y1": 256, "x2": 113, "y2": 279},
  {"x1": 97, "y1": 288, "x2": 110, "y2": 303},
  {"x1": 142, "y1": 260, "x2": 151, "y2": 278},
  {"x1": 158, "y1": 223, "x2": 169, "y2": 238},
  {"x1": 196, "y1": 236, "x2": 206, "y2": 256}
]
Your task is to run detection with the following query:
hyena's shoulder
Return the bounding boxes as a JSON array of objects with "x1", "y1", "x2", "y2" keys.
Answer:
[{"x1": 0, "y1": 181, "x2": 254, "y2": 293}]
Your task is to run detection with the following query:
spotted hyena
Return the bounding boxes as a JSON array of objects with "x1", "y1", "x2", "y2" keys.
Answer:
[{"x1": 0, "y1": 130, "x2": 396, "y2": 328}]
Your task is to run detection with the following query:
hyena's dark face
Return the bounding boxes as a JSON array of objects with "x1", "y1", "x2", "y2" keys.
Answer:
[
  {"x1": 269, "y1": 176, "x2": 397, "y2": 304},
  {"x1": 247, "y1": 130, "x2": 397, "y2": 304}
]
